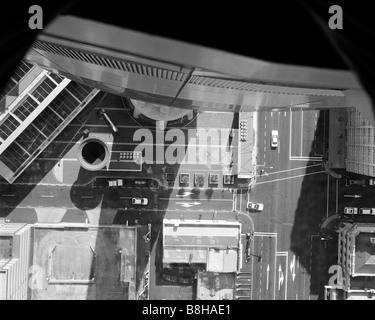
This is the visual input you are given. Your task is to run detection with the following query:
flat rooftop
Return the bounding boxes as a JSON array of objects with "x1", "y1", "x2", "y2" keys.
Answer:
[{"x1": 31, "y1": 224, "x2": 137, "y2": 300}]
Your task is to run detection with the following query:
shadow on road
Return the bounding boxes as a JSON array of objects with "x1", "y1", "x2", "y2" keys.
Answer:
[{"x1": 290, "y1": 109, "x2": 330, "y2": 299}]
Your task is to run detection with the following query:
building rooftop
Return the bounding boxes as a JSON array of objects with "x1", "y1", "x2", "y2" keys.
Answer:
[
  {"x1": 355, "y1": 232, "x2": 375, "y2": 275},
  {"x1": 162, "y1": 219, "x2": 241, "y2": 273},
  {"x1": 0, "y1": 62, "x2": 100, "y2": 183},
  {"x1": 31, "y1": 224, "x2": 138, "y2": 300},
  {"x1": 196, "y1": 271, "x2": 235, "y2": 300}
]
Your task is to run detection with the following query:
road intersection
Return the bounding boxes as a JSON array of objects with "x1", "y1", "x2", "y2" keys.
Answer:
[{"x1": 2, "y1": 94, "x2": 372, "y2": 300}]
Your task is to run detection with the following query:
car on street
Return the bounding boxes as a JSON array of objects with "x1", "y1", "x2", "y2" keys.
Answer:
[
  {"x1": 108, "y1": 179, "x2": 123, "y2": 187},
  {"x1": 132, "y1": 197, "x2": 148, "y2": 205},
  {"x1": 246, "y1": 202, "x2": 264, "y2": 212},
  {"x1": 178, "y1": 276, "x2": 193, "y2": 285},
  {"x1": 359, "y1": 208, "x2": 375, "y2": 215},
  {"x1": 344, "y1": 207, "x2": 358, "y2": 215},
  {"x1": 161, "y1": 273, "x2": 177, "y2": 282},
  {"x1": 346, "y1": 178, "x2": 367, "y2": 187},
  {"x1": 271, "y1": 130, "x2": 278, "y2": 148}
]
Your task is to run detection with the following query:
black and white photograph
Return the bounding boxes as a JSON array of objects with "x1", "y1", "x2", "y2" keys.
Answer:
[{"x1": 0, "y1": 0, "x2": 375, "y2": 305}]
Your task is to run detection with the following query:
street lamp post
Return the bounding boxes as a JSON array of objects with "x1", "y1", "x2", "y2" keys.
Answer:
[{"x1": 247, "y1": 253, "x2": 262, "y2": 262}]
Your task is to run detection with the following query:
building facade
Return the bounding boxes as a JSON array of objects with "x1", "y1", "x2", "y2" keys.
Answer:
[
  {"x1": 346, "y1": 108, "x2": 375, "y2": 177},
  {"x1": 162, "y1": 219, "x2": 242, "y2": 273},
  {"x1": 329, "y1": 222, "x2": 375, "y2": 300},
  {"x1": 0, "y1": 222, "x2": 32, "y2": 300}
]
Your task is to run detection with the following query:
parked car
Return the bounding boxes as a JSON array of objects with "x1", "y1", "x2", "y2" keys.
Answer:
[
  {"x1": 246, "y1": 202, "x2": 264, "y2": 212},
  {"x1": 344, "y1": 207, "x2": 358, "y2": 214},
  {"x1": 161, "y1": 273, "x2": 177, "y2": 282},
  {"x1": 346, "y1": 179, "x2": 366, "y2": 187},
  {"x1": 271, "y1": 130, "x2": 278, "y2": 148},
  {"x1": 132, "y1": 197, "x2": 148, "y2": 205},
  {"x1": 178, "y1": 277, "x2": 193, "y2": 285},
  {"x1": 108, "y1": 179, "x2": 123, "y2": 187},
  {"x1": 359, "y1": 208, "x2": 375, "y2": 215}
]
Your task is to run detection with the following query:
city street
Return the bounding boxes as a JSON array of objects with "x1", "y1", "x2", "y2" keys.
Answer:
[
  {"x1": 2, "y1": 96, "x2": 374, "y2": 300},
  {"x1": 245, "y1": 108, "x2": 328, "y2": 300}
]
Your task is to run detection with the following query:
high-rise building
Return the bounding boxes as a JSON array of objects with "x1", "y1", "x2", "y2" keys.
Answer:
[
  {"x1": 24, "y1": 15, "x2": 367, "y2": 116},
  {"x1": 0, "y1": 59, "x2": 100, "y2": 183},
  {"x1": 0, "y1": 222, "x2": 32, "y2": 300},
  {"x1": 327, "y1": 222, "x2": 375, "y2": 300},
  {"x1": 346, "y1": 108, "x2": 375, "y2": 177}
]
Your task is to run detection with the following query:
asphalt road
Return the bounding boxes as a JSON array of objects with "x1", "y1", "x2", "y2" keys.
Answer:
[
  {"x1": 4, "y1": 97, "x2": 373, "y2": 301},
  {"x1": 245, "y1": 109, "x2": 328, "y2": 300}
]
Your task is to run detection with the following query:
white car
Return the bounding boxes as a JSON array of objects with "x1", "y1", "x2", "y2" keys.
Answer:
[
  {"x1": 271, "y1": 130, "x2": 278, "y2": 148},
  {"x1": 359, "y1": 208, "x2": 375, "y2": 215},
  {"x1": 344, "y1": 207, "x2": 358, "y2": 214},
  {"x1": 132, "y1": 197, "x2": 148, "y2": 205},
  {"x1": 246, "y1": 202, "x2": 264, "y2": 212}
]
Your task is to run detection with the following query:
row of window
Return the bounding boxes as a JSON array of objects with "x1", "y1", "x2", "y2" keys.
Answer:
[
  {"x1": 347, "y1": 128, "x2": 375, "y2": 145},
  {"x1": 33, "y1": 40, "x2": 186, "y2": 82},
  {"x1": 0, "y1": 81, "x2": 94, "y2": 174},
  {"x1": 346, "y1": 145, "x2": 375, "y2": 163},
  {"x1": 347, "y1": 110, "x2": 371, "y2": 127},
  {"x1": 0, "y1": 73, "x2": 65, "y2": 143}
]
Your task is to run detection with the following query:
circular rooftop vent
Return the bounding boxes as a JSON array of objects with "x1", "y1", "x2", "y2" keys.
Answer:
[{"x1": 77, "y1": 137, "x2": 110, "y2": 171}]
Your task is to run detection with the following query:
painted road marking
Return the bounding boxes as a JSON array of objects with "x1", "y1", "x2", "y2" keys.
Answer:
[
  {"x1": 41, "y1": 195, "x2": 54, "y2": 198},
  {"x1": 290, "y1": 254, "x2": 296, "y2": 281},
  {"x1": 278, "y1": 265, "x2": 284, "y2": 290},
  {"x1": 159, "y1": 198, "x2": 232, "y2": 202},
  {"x1": 255, "y1": 170, "x2": 326, "y2": 185},
  {"x1": 176, "y1": 202, "x2": 201, "y2": 208},
  {"x1": 254, "y1": 232, "x2": 277, "y2": 237},
  {"x1": 81, "y1": 195, "x2": 94, "y2": 199},
  {"x1": 176, "y1": 192, "x2": 194, "y2": 197},
  {"x1": 300, "y1": 110, "x2": 303, "y2": 157},
  {"x1": 289, "y1": 110, "x2": 322, "y2": 162},
  {"x1": 326, "y1": 174, "x2": 329, "y2": 218},
  {"x1": 336, "y1": 178, "x2": 339, "y2": 213},
  {"x1": 260, "y1": 164, "x2": 322, "y2": 176},
  {"x1": 1, "y1": 194, "x2": 15, "y2": 197},
  {"x1": 275, "y1": 253, "x2": 288, "y2": 300}
]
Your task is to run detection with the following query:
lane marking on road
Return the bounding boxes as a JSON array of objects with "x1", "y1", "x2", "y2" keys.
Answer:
[
  {"x1": 41, "y1": 195, "x2": 54, "y2": 198},
  {"x1": 260, "y1": 164, "x2": 322, "y2": 176},
  {"x1": 289, "y1": 110, "x2": 292, "y2": 161},
  {"x1": 289, "y1": 156, "x2": 322, "y2": 161},
  {"x1": 159, "y1": 198, "x2": 232, "y2": 202},
  {"x1": 300, "y1": 110, "x2": 303, "y2": 157},
  {"x1": 254, "y1": 232, "x2": 277, "y2": 237},
  {"x1": 81, "y1": 195, "x2": 94, "y2": 199},
  {"x1": 255, "y1": 170, "x2": 326, "y2": 185},
  {"x1": 276, "y1": 252, "x2": 288, "y2": 256},
  {"x1": 326, "y1": 174, "x2": 330, "y2": 218},
  {"x1": 336, "y1": 178, "x2": 339, "y2": 213},
  {"x1": 1, "y1": 194, "x2": 15, "y2": 197}
]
